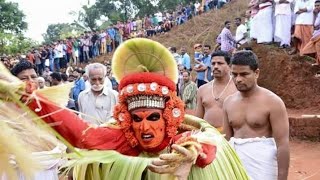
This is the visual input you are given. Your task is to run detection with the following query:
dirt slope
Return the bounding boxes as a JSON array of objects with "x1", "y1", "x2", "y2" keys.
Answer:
[
  {"x1": 254, "y1": 43, "x2": 320, "y2": 111},
  {"x1": 153, "y1": 0, "x2": 320, "y2": 112},
  {"x1": 153, "y1": 0, "x2": 249, "y2": 52}
]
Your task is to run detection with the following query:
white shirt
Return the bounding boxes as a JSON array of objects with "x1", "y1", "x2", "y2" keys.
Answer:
[
  {"x1": 54, "y1": 44, "x2": 63, "y2": 58},
  {"x1": 78, "y1": 87, "x2": 118, "y2": 125},
  {"x1": 274, "y1": 0, "x2": 293, "y2": 16},
  {"x1": 235, "y1": 24, "x2": 248, "y2": 44},
  {"x1": 195, "y1": 2, "x2": 201, "y2": 10},
  {"x1": 294, "y1": 0, "x2": 314, "y2": 25}
]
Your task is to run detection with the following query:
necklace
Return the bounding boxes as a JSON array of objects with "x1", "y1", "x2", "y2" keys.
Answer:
[{"x1": 211, "y1": 77, "x2": 232, "y2": 101}]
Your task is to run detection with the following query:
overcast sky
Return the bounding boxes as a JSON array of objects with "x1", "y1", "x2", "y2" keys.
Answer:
[{"x1": 9, "y1": 0, "x2": 96, "y2": 42}]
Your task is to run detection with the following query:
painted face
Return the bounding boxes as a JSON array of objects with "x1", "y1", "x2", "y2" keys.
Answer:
[
  {"x1": 231, "y1": 65, "x2": 259, "y2": 92},
  {"x1": 211, "y1": 56, "x2": 230, "y2": 79},
  {"x1": 131, "y1": 108, "x2": 165, "y2": 150}
]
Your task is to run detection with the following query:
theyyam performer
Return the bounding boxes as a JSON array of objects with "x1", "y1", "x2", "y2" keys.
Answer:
[{"x1": 0, "y1": 38, "x2": 248, "y2": 180}]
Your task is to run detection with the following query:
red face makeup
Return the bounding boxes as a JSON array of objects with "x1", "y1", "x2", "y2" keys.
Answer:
[{"x1": 131, "y1": 108, "x2": 165, "y2": 150}]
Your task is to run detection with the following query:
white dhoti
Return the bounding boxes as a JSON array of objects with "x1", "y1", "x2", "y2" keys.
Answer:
[
  {"x1": 229, "y1": 137, "x2": 278, "y2": 180},
  {"x1": 274, "y1": 14, "x2": 292, "y2": 46},
  {"x1": 1, "y1": 144, "x2": 66, "y2": 180},
  {"x1": 250, "y1": 16, "x2": 258, "y2": 39},
  {"x1": 255, "y1": 4, "x2": 274, "y2": 43}
]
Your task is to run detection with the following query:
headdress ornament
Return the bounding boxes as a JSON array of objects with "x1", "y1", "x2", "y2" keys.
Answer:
[{"x1": 112, "y1": 38, "x2": 185, "y2": 147}]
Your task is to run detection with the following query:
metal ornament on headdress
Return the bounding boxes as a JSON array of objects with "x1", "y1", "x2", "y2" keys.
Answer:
[
  {"x1": 111, "y1": 38, "x2": 179, "y2": 111},
  {"x1": 126, "y1": 95, "x2": 165, "y2": 111}
]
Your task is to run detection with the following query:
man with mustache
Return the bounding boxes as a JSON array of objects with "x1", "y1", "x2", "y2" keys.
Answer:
[
  {"x1": 223, "y1": 50, "x2": 289, "y2": 180},
  {"x1": 1, "y1": 60, "x2": 66, "y2": 180},
  {"x1": 0, "y1": 39, "x2": 250, "y2": 179},
  {"x1": 78, "y1": 63, "x2": 118, "y2": 125},
  {"x1": 196, "y1": 51, "x2": 237, "y2": 131}
]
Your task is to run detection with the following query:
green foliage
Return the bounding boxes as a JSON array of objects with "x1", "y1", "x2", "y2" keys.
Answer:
[
  {"x1": 94, "y1": 0, "x2": 190, "y2": 24},
  {"x1": 0, "y1": 0, "x2": 31, "y2": 55},
  {"x1": 0, "y1": 32, "x2": 38, "y2": 55},
  {"x1": 0, "y1": 0, "x2": 27, "y2": 33},
  {"x1": 78, "y1": 5, "x2": 101, "y2": 31},
  {"x1": 42, "y1": 23, "x2": 83, "y2": 44},
  {"x1": 157, "y1": 0, "x2": 191, "y2": 12}
]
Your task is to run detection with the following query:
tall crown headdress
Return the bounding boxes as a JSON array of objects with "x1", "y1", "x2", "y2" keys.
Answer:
[{"x1": 112, "y1": 38, "x2": 185, "y2": 147}]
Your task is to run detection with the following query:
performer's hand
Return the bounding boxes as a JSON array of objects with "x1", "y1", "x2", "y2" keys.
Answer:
[{"x1": 148, "y1": 144, "x2": 198, "y2": 180}]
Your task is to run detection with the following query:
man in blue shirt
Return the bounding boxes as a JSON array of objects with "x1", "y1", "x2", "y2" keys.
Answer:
[
  {"x1": 194, "y1": 45, "x2": 212, "y2": 87},
  {"x1": 107, "y1": 27, "x2": 116, "y2": 51},
  {"x1": 180, "y1": 47, "x2": 191, "y2": 71},
  {"x1": 72, "y1": 68, "x2": 85, "y2": 110}
]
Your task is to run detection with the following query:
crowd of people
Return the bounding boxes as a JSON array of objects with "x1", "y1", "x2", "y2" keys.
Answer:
[
  {"x1": 0, "y1": 0, "x2": 235, "y2": 118},
  {"x1": 0, "y1": 0, "x2": 232, "y2": 73},
  {"x1": 214, "y1": 0, "x2": 320, "y2": 77},
  {"x1": 2, "y1": 38, "x2": 289, "y2": 180}
]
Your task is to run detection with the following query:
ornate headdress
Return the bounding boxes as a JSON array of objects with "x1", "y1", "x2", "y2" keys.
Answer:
[{"x1": 112, "y1": 38, "x2": 185, "y2": 148}]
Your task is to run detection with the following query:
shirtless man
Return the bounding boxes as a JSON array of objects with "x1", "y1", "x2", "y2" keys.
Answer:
[
  {"x1": 223, "y1": 50, "x2": 289, "y2": 180},
  {"x1": 196, "y1": 51, "x2": 237, "y2": 130}
]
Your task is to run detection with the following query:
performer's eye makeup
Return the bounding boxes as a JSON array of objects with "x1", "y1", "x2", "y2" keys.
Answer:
[
  {"x1": 132, "y1": 114, "x2": 142, "y2": 122},
  {"x1": 147, "y1": 113, "x2": 160, "y2": 121}
]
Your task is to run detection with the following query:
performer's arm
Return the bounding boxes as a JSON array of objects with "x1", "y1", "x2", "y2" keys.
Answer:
[
  {"x1": 27, "y1": 95, "x2": 89, "y2": 147},
  {"x1": 27, "y1": 94, "x2": 138, "y2": 156}
]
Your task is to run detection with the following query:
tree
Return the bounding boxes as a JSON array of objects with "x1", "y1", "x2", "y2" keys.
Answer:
[
  {"x1": 0, "y1": 32, "x2": 38, "y2": 54},
  {"x1": 94, "y1": 0, "x2": 190, "y2": 23},
  {"x1": 42, "y1": 23, "x2": 83, "y2": 44},
  {"x1": 77, "y1": 5, "x2": 102, "y2": 31},
  {"x1": 0, "y1": 0, "x2": 30, "y2": 55},
  {"x1": 0, "y1": 0, "x2": 27, "y2": 34}
]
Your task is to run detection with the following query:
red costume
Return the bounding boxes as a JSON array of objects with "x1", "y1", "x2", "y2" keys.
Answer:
[{"x1": 27, "y1": 92, "x2": 215, "y2": 167}]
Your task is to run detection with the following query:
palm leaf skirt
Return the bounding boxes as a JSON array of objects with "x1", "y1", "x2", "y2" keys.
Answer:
[{"x1": 62, "y1": 115, "x2": 249, "y2": 180}]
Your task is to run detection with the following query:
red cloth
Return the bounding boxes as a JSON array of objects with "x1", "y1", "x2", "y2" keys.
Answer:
[
  {"x1": 27, "y1": 94, "x2": 139, "y2": 156},
  {"x1": 27, "y1": 94, "x2": 215, "y2": 167}
]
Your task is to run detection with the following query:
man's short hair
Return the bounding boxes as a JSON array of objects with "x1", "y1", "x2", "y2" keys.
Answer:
[
  {"x1": 231, "y1": 50, "x2": 259, "y2": 71},
  {"x1": 61, "y1": 73, "x2": 68, "y2": 82},
  {"x1": 171, "y1": 47, "x2": 177, "y2": 53},
  {"x1": 38, "y1": 77, "x2": 45, "y2": 82},
  {"x1": 74, "y1": 68, "x2": 84, "y2": 74},
  {"x1": 235, "y1": 17, "x2": 241, "y2": 22},
  {"x1": 316, "y1": 0, "x2": 320, "y2": 4},
  {"x1": 211, "y1": 50, "x2": 231, "y2": 64},
  {"x1": 224, "y1": 21, "x2": 231, "y2": 25},
  {"x1": 86, "y1": 63, "x2": 107, "y2": 77},
  {"x1": 183, "y1": 70, "x2": 191, "y2": 76},
  {"x1": 204, "y1": 45, "x2": 211, "y2": 49},
  {"x1": 50, "y1": 72, "x2": 62, "y2": 82},
  {"x1": 11, "y1": 60, "x2": 36, "y2": 76}
]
